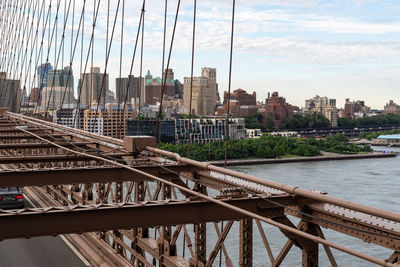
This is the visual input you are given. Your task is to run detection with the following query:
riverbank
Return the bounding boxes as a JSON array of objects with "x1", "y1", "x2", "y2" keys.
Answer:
[
  {"x1": 208, "y1": 151, "x2": 396, "y2": 166},
  {"x1": 351, "y1": 138, "x2": 400, "y2": 147}
]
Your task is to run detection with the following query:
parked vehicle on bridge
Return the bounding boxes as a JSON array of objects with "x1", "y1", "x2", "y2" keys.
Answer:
[{"x1": 0, "y1": 187, "x2": 25, "y2": 209}]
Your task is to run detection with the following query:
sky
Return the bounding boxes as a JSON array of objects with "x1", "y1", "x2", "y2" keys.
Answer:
[{"x1": 21, "y1": 0, "x2": 400, "y2": 109}]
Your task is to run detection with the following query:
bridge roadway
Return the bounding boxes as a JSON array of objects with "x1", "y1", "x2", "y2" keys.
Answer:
[{"x1": 0, "y1": 200, "x2": 86, "y2": 267}]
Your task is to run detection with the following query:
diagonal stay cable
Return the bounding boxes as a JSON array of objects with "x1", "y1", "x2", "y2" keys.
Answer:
[
  {"x1": 224, "y1": 0, "x2": 236, "y2": 168},
  {"x1": 117, "y1": 0, "x2": 145, "y2": 139},
  {"x1": 57, "y1": 0, "x2": 87, "y2": 124},
  {"x1": 89, "y1": 0, "x2": 122, "y2": 133},
  {"x1": 42, "y1": 0, "x2": 73, "y2": 120},
  {"x1": 155, "y1": 0, "x2": 181, "y2": 144}
]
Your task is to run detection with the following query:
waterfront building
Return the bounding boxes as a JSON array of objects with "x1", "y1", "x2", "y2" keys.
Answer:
[
  {"x1": 80, "y1": 67, "x2": 109, "y2": 107},
  {"x1": 175, "y1": 117, "x2": 245, "y2": 144},
  {"x1": 304, "y1": 95, "x2": 338, "y2": 127},
  {"x1": 246, "y1": 129, "x2": 262, "y2": 139},
  {"x1": 40, "y1": 86, "x2": 74, "y2": 110},
  {"x1": 126, "y1": 119, "x2": 176, "y2": 143},
  {"x1": 384, "y1": 100, "x2": 400, "y2": 115},
  {"x1": 343, "y1": 98, "x2": 371, "y2": 118},
  {"x1": 53, "y1": 108, "x2": 84, "y2": 129},
  {"x1": 0, "y1": 72, "x2": 21, "y2": 112},
  {"x1": 84, "y1": 103, "x2": 133, "y2": 138},
  {"x1": 37, "y1": 63, "x2": 53, "y2": 88},
  {"x1": 127, "y1": 117, "x2": 246, "y2": 144},
  {"x1": 183, "y1": 67, "x2": 217, "y2": 116},
  {"x1": 377, "y1": 134, "x2": 400, "y2": 145},
  {"x1": 262, "y1": 91, "x2": 294, "y2": 128}
]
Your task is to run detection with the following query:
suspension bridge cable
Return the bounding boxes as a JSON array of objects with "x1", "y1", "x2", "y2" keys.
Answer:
[
  {"x1": 42, "y1": 0, "x2": 73, "y2": 119},
  {"x1": 72, "y1": 0, "x2": 101, "y2": 130},
  {"x1": 58, "y1": 0, "x2": 87, "y2": 124},
  {"x1": 89, "y1": 0, "x2": 122, "y2": 133},
  {"x1": 136, "y1": 0, "x2": 145, "y2": 136},
  {"x1": 186, "y1": 0, "x2": 197, "y2": 158},
  {"x1": 155, "y1": 0, "x2": 181, "y2": 144},
  {"x1": 25, "y1": 0, "x2": 56, "y2": 115},
  {"x1": 20, "y1": 0, "x2": 49, "y2": 115},
  {"x1": 117, "y1": 0, "x2": 145, "y2": 139},
  {"x1": 117, "y1": 0, "x2": 125, "y2": 138},
  {"x1": 72, "y1": 0, "x2": 85, "y2": 128},
  {"x1": 224, "y1": 0, "x2": 236, "y2": 168}
]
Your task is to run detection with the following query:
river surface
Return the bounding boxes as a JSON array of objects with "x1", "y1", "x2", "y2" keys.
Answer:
[{"x1": 200, "y1": 146, "x2": 400, "y2": 267}]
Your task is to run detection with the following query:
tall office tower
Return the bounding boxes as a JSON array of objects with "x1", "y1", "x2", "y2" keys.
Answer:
[
  {"x1": 40, "y1": 86, "x2": 74, "y2": 110},
  {"x1": 37, "y1": 63, "x2": 53, "y2": 89},
  {"x1": 164, "y1": 68, "x2": 174, "y2": 80},
  {"x1": 0, "y1": 72, "x2": 21, "y2": 112},
  {"x1": 47, "y1": 66, "x2": 74, "y2": 89},
  {"x1": 115, "y1": 75, "x2": 144, "y2": 104},
  {"x1": 80, "y1": 67, "x2": 109, "y2": 107},
  {"x1": 183, "y1": 67, "x2": 217, "y2": 115}
]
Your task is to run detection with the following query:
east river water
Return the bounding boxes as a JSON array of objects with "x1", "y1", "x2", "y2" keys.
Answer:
[{"x1": 201, "y1": 146, "x2": 400, "y2": 267}]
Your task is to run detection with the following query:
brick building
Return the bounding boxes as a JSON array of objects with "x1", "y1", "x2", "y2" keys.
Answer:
[
  {"x1": 262, "y1": 91, "x2": 294, "y2": 128},
  {"x1": 145, "y1": 69, "x2": 182, "y2": 105},
  {"x1": 219, "y1": 88, "x2": 257, "y2": 117},
  {"x1": 343, "y1": 98, "x2": 371, "y2": 118},
  {"x1": 384, "y1": 100, "x2": 400, "y2": 115},
  {"x1": 223, "y1": 88, "x2": 256, "y2": 106}
]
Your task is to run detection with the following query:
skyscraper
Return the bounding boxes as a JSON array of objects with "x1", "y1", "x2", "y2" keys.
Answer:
[
  {"x1": 37, "y1": 63, "x2": 53, "y2": 89},
  {"x1": 115, "y1": 75, "x2": 144, "y2": 104},
  {"x1": 183, "y1": 67, "x2": 217, "y2": 115},
  {"x1": 47, "y1": 66, "x2": 74, "y2": 89},
  {"x1": 0, "y1": 72, "x2": 21, "y2": 112},
  {"x1": 80, "y1": 67, "x2": 109, "y2": 107}
]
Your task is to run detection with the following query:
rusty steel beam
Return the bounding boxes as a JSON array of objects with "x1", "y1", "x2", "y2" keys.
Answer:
[
  {"x1": 0, "y1": 128, "x2": 44, "y2": 133},
  {"x1": 0, "y1": 152, "x2": 133, "y2": 164},
  {"x1": 148, "y1": 147, "x2": 400, "y2": 223},
  {"x1": 0, "y1": 165, "x2": 198, "y2": 186},
  {"x1": 0, "y1": 197, "x2": 287, "y2": 240},
  {"x1": 286, "y1": 205, "x2": 400, "y2": 252},
  {"x1": 0, "y1": 142, "x2": 96, "y2": 149},
  {"x1": 0, "y1": 134, "x2": 69, "y2": 139}
]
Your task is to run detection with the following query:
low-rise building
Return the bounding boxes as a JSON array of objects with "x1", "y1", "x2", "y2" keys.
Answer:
[
  {"x1": 126, "y1": 119, "x2": 176, "y2": 143},
  {"x1": 53, "y1": 108, "x2": 85, "y2": 129},
  {"x1": 246, "y1": 129, "x2": 262, "y2": 139},
  {"x1": 84, "y1": 103, "x2": 134, "y2": 138},
  {"x1": 175, "y1": 117, "x2": 245, "y2": 144}
]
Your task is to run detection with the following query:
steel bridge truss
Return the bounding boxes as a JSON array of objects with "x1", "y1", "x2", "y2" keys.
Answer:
[{"x1": 0, "y1": 111, "x2": 400, "y2": 267}]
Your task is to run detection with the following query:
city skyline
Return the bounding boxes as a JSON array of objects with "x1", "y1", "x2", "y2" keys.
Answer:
[
  {"x1": 21, "y1": 1, "x2": 400, "y2": 110},
  {"x1": 74, "y1": 0, "x2": 400, "y2": 110}
]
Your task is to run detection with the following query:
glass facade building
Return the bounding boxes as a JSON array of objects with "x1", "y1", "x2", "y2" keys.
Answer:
[{"x1": 126, "y1": 119, "x2": 176, "y2": 143}]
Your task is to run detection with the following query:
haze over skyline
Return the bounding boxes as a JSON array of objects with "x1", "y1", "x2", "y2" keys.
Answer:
[{"x1": 43, "y1": 0, "x2": 400, "y2": 109}]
